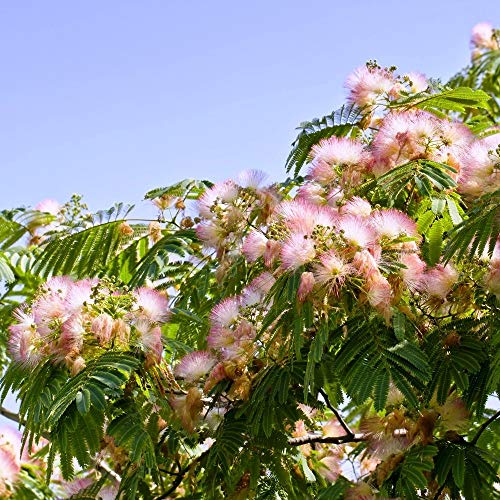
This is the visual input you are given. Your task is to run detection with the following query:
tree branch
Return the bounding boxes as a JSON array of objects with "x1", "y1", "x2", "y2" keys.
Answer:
[
  {"x1": 288, "y1": 432, "x2": 366, "y2": 446},
  {"x1": 470, "y1": 410, "x2": 500, "y2": 446},
  {"x1": 0, "y1": 405, "x2": 22, "y2": 425},
  {"x1": 318, "y1": 388, "x2": 354, "y2": 437}
]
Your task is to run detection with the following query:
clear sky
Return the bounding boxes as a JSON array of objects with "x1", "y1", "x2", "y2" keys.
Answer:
[{"x1": 1, "y1": 1, "x2": 499, "y2": 218}]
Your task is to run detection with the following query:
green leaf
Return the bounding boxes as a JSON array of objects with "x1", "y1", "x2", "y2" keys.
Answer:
[
  {"x1": 427, "y1": 219, "x2": 444, "y2": 266},
  {"x1": 75, "y1": 389, "x2": 90, "y2": 415}
]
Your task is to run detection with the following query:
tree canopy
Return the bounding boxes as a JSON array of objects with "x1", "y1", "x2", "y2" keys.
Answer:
[{"x1": 0, "y1": 22, "x2": 499, "y2": 500}]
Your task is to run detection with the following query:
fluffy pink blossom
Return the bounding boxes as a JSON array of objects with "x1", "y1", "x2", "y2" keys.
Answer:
[
  {"x1": 175, "y1": 350, "x2": 217, "y2": 382},
  {"x1": 64, "y1": 278, "x2": 97, "y2": 313},
  {"x1": 133, "y1": 287, "x2": 170, "y2": 323},
  {"x1": 297, "y1": 272, "x2": 315, "y2": 301},
  {"x1": 471, "y1": 22, "x2": 498, "y2": 50},
  {"x1": 310, "y1": 136, "x2": 369, "y2": 167},
  {"x1": 422, "y1": 264, "x2": 458, "y2": 298},
  {"x1": 242, "y1": 230, "x2": 268, "y2": 262},
  {"x1": 484, "y1": 239, "x2": 500, "y2": 298},
  {"x1": 296, "y1": 182, "x2": 328, "y2": 206},
  {"x1": 313, "y1": 250, "x2": 354, "y2": 293},
  {"x1": 370, "y1": 209, "x2": 418, "y2": 240},
  {"x1": 345, "y1": 65, "x2": 398, "y2": 107},
  {"x1": 353, "y1": 250, "x2": 380, "y2": 278},
  {"x1": 197, "y1": 180, "x2": 239, "y2": 219},
  {"x1": 196, "y1": 220, "x2": 225, "y2": 248},
  {"x1": 207, "y1": 326, "x2": 237, "y2": 350},
  {"x1": 59, "y1": 313, "x2": 85, "y2": 356},
  {"x1": 404, "y1": 72, "x2": 428, "y2": 93},
  {"x1": 365, "y1": 273, "x2": 393, "y2": 321},
  {"x1": 277, "y1": 200, "x2": 337, "y2": 236},
  {"x1": 281, "y1": 233, "x2": 317, "y2": 269},
  {"x1": 35, "y1": 198, "x2": 61, "y2": 215},
  {"x1": 457, "y1": 138, "x2": 500, "y2": 196},
  {"x1": 134, "y1": 320, "x2": 163, "y2": 364},
  {"x1": 340, "y1": 197, "x2": 372, "y2": 218},
  {"x1": 0, "y1": 427, "x2": 22, "y2": 494},
  {"x1": 91, "y1": 313, "x2": 114, "y2": 345},
  {"x1": 237, "y1": 169, "x2": 268, "y2": 189},
  {"x1": 399, "y1": 253, "x2": 426, "y2": 290},
  {"x1": 338, "y1": 215, "x2": 376, "y2": 249},
  {"x1": 247, "y1": 272, "x2": 276, "y2": 296},
  {"x1": 371, "y1": 110, "x2": 440, "y2": 174},
  {"x1": 8, "y1": 308, "x2": 42, "y2": 366},
  {"x1": 210, "y1": 297, "x2": 241, "y2": 327}
]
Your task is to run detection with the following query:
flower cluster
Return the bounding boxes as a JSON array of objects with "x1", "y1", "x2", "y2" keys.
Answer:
[
  {"x1": 170, "y1": 272, "x2": 275, "y2": 430},
  {"x1": 470, "y1": 22, "x2": 499, "y2": 56},
  {"x1": 196, "y1": 170, "x2": 280, "y2": 259},
  {"x1": 8, "y1": 277, "x2": 169, "y2": 374}
]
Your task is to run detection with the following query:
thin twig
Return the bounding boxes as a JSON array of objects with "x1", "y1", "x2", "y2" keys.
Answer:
[
  {"x1": 288, "y1": 433, "x2": 366, "y2": 446},
  {"x1": 470, "y1": 410, "x2": 500, "y2": 446},
  {"x1": 318, "y1": 388, "x2": 354, "y2": 437},
  {"x1": 0, "y1": 405, "x2": 21, "y2": 425}
]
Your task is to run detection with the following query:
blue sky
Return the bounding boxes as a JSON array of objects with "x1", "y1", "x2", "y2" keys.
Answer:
[{"x1": 1, "y1": 1, "x2": 499, "y2": 218}]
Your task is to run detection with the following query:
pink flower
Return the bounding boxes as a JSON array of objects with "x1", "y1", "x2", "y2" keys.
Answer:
[
  {"x1": 242, "y1": 230, "x2": 268, "y2": 262},
  {"x1": 134, "y1": 320, "x2": 163, "y2": 364},
  {"x1": 237, "y1": 169, "x2": 268, "y2": 189},
  {"x1": 210, "y1": 297, "x2": 241, "y2": 327},
  {"x1": 91, "y1": 313, "x2": 114, "y2": 345},
  {"x1": 277, "y1": 199, "x2": 338, "y2": 236},
  {"x1": 0, "y1": 427, "x2": 22, "y2": 492},
  {"x1": 281, "y1": 233, "x2": 317, "y2": 269},
  {"x1": 457, "y1": 138, "x2": 500, "y2": 196},
  {"x1": 399, "y1": 253, "x2": 426, "y2": 291},
  {"x1": 370, "y1": 209, "x2": 418, "y2": 240},
  {"x1": 64, "y1": 278, "x2": 97, "y2": 313},
  {"x1": 345, "y1": 65, "x2": 398, "y2": 107},
  {"x1": 35, "y1": 198, "x2": 61, "y2": 215},
  {"x1": 365, "y1": 272, "x2": 393, "y2": 321},
  {"x1": 297, "y1": 272, "x2": 315, "y2": 301},
  {"x1": 133, "y1": 287, "x2": 170, "y2": 324},
  {"x1": 59, "y1": 313, "x2": 85, "y2": 357},
  {"x1": 404, "y1": 72, "x2": 428, "y2": 93},
  {"x1": 196, "y1": 220, "x2": 224, "y2": 248},
  {"x1": 8, "y1": 308, "x2": 42, "y2": 366},
  {"x1": 471, "y1": 22, "x2": 498, "y2": 50},
  {"x1": 353, "y1": 249, "x2": 380, "y2": 278},
  {"x1": 313, "y1": 250, "x2": 353, "y2": 293},
  {"x1": 340, "y1": 197, "x2": 372, "y2": 218},
  {"x1": 338, "y1": 215, "x2": 376, "y2": 249},
  {"x1": 484, "y1": 242, "x2": 500, "y2": 299},
  {"x1": 310, "y1": 136, "x2": 369, "y2": 167},
  {"x1": 296, "y1": 182, "x2": 328, "y2": 206},
  {"x1": 175, "y1": 351, "x2": 217, "y2": 382},
  {"x1": 198, "y1": 180, "x2": 239, "y2": 219},
  {"x1": 422, "y1": 264, "x2": 458, "y2": 298}
]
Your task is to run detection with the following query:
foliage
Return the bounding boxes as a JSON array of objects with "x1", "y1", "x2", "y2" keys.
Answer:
[{"x1": 0, "y1": 22, "x2": 499, "y2": 500}]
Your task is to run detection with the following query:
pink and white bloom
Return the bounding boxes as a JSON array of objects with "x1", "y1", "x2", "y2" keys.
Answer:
[
  {"x1": 175, "y1": 350, "x2": 217, "y2": 382},
  {"x1": 340, "y1": 197, "x2": 372, "y2": 218},
  {"x1": 281, "y1": 233, "x2": 317, "y2": 269},
  {"x1": 422, "y1": 264, "x2": 458, "y2": 298},
  {"x1": 338, "y1": 215, "x2": 376, "y2": 249},
  {"x1": 313, "y1": 250, "x2": 354, "y2": 293},
  {"x1": 242, "y1": 230, "x2": 268, "y2": 262},
  {"x1": 345, "y1": 65, "x2": 398, "y2": 108},
  {"x1": 404, "y1": 72, "x2": 428, "y2": 93},
  {"x1": 297, "y1": 272, "x2": 315, "y2": 301},
  {"x1": 370, "y1": 209, "x2": 418, "y2": 240},
  {"x1": 210, "y1": 297, "x2": 241, "y2": 328},
  {"x1": 197, "y1": 180, "x2": 239, "y2": 219},
  {"x1": 133, "y1": 287, "x2": 170, "y2": 324},
  {"x1": 471, "y1": 22, "x2": 498, "y2": 50},
  {"x1": 310, "y1": 136, "x2": 369, "y2": 167}
]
